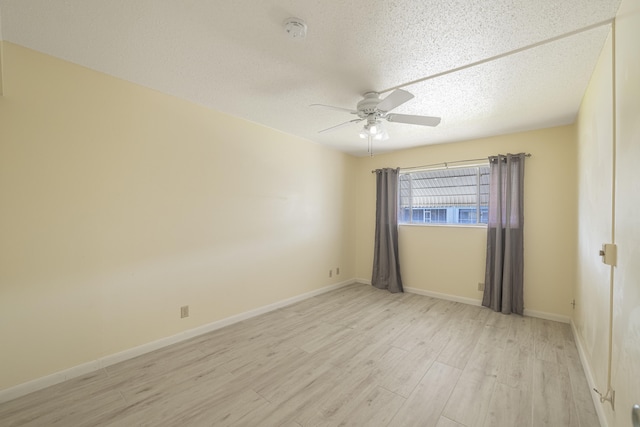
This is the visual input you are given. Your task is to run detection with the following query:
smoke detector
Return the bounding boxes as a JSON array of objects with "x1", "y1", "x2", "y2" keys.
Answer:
[{"x1": 284, "y1": 17, "x2": 307, "y2": 39}]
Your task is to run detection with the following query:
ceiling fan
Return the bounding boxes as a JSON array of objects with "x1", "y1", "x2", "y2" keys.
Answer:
[{"x1": 311, "y1": 89, "x2": 441, "y2": 142}]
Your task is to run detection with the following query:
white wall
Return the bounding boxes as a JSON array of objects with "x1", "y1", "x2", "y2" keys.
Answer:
[
  {"x1": 609, "y1": 0, "x2": 640, "y2": 424},
  {"x1": 0, "y1": 42, "x2": 356, "y2": 391},
  {"x1": 574, "y1": 0, "x2": 640, "y2": 425},
  {"x1": 354, "y1": 126, "x2": 578, "y2": 318},
  {"x1": 575, "y1": 30, "x2": 614, "y2": 397}
]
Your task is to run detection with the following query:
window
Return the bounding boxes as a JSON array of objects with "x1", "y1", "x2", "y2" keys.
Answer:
[
  {"x1": 399, "y1": 165, "x2": 490, "y2": 225},
  {"x1": 458, "y1": 208, "x2": 477, "y2": 224}
]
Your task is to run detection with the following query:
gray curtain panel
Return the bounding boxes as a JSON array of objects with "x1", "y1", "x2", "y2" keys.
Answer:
[
  {"x1": 482, "y1": 153, "x2": 526, "y2": 314},
  {"x1": 372, "y1": 168, "x2": 404, "y2": 293}
]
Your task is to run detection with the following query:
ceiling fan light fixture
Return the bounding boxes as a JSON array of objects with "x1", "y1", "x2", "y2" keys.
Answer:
[
  {"x1": 374, "y1": 130, "x2": 389, "y2": 141},
  {"x1": 359, "y1": 121, "x2": 389, "y2": 140}
]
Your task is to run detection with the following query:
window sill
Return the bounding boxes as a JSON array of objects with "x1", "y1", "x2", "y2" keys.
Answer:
[{"x1": 399, "y1": 223, "x2": 488, "y2": 229}]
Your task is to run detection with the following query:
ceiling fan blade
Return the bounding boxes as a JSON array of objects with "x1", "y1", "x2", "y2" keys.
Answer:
[
  {"x1": 386, "y1": 113, "x2": 441, "y2": 127},
  {"x1": 376, "y1": 89, "x2": 414, "y2": 113},
  {"x1": 318, "y1": 118, "x2": 364, "y2": 133},
  {"x1": 310, "y1": 104, "x2": 358, "y2": 114}
]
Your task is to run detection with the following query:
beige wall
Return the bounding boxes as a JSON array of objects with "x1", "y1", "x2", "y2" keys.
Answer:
[
  {"x1": 354, "y1": 126, "x2": 578, "y2": 317},
  {"x1": 574, "y1": 0, "x2": 640, "y2": 425},
  {"x1": 0, "y1": 42, "x2": 356, "y2": 390},
  {"x1": 0, "y1": 37, "x2": 4, "y2": 96}
]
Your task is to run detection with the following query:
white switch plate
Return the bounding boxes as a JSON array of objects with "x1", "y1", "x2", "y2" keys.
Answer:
[{"x1": 601, "y1": 243, "x2": 617, "y2": 266}]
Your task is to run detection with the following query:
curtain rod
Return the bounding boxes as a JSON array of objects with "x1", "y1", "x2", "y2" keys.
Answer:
[{"x1": 371, "y1": 153, "x2": 531, "y2": 173}]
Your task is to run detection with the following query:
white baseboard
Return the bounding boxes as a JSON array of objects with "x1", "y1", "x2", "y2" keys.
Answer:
[
  {"x1": 404, "y1": 286, "x2": 483, "y2": 307},
  {"x1": 356, "y1": 279, "x2": 570, "y2": 323},
  {"x1": 0, "y1": 279, "x2": 355, "y2": 404},
  {"x1": 522, "y1": 309, "x2": 571, "y2": 324},
  {"x1": 570, "y1": 320, "x2": 609, "y2": 427},
  {"x1": 356, "y1": 279, "x2": 481, "y2": 306}
]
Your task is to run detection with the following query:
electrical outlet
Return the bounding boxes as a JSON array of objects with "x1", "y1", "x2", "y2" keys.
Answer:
[
  {"x1": 478, "y1": 282, "x2": 485, "y2": 291},
  {"x1": 180, "y1": 305, "x2": 189, "y2": 318},
  {"x1": 329, "y1": 269, "x2": 333, "y2": 278},
  {"x1": 336, "y1": 267, "x2": 340, "y2": 275}
]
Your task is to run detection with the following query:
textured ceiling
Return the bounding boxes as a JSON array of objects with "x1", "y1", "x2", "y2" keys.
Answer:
[{"x1": 0, "y1": 0, "x2": 621, "y2": 156}]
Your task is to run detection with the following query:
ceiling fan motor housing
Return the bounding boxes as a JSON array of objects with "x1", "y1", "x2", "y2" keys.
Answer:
[{"x1": 357, "y1": 92, "x2": 382, "y2": 118}]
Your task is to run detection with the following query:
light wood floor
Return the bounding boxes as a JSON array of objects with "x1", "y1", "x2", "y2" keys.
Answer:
[{"x1": 0, "y1": 284, "x2": 600, "y2": 427}]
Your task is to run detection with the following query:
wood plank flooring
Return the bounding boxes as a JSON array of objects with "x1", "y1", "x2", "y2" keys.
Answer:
[{"x1": 0, "y1": 284, "x2": 600, "y2": 426}]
